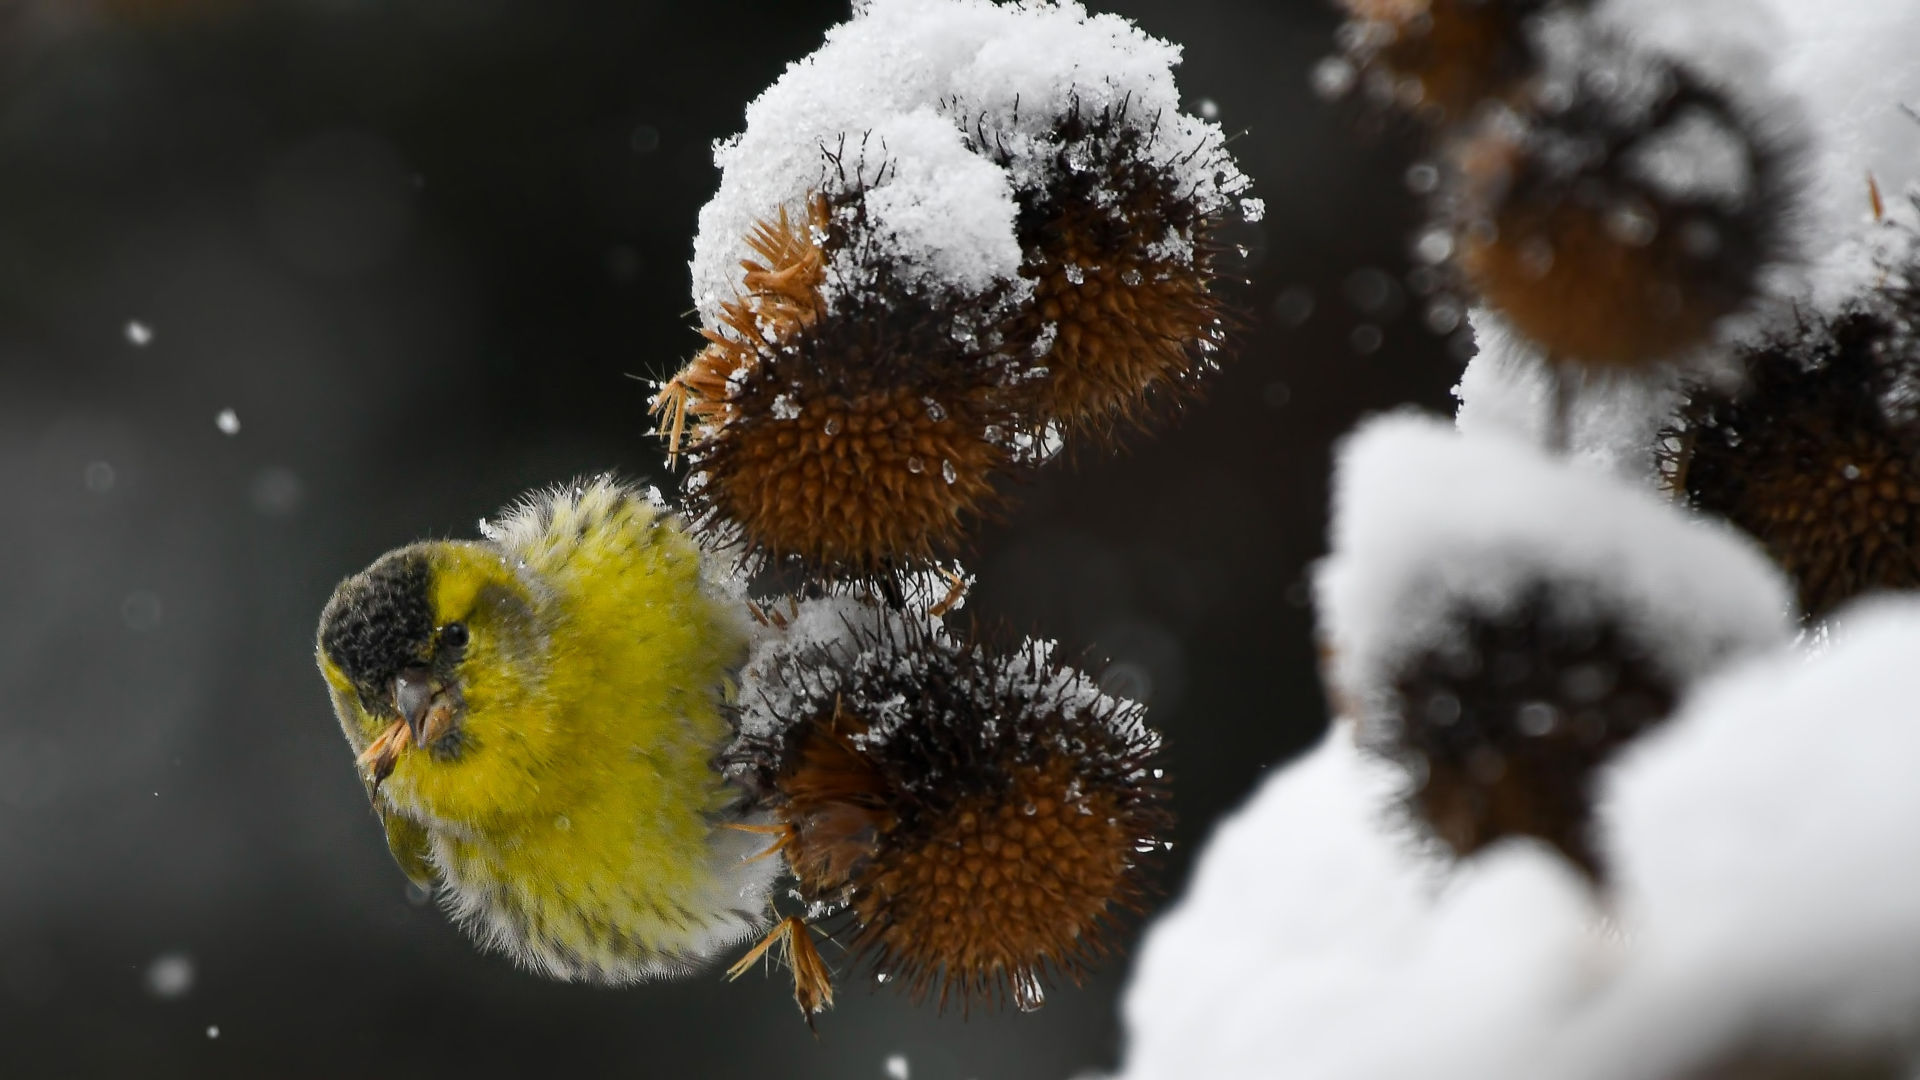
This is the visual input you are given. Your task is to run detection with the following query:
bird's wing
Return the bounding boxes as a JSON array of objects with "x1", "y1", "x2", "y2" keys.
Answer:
[{"x1": 375, "y1": 797, "x2": 439, "y2": 891}]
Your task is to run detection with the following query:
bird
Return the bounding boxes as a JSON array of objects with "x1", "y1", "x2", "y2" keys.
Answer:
[{"x1": 314, "y1": 476, "x2": 776, "y2": 984}]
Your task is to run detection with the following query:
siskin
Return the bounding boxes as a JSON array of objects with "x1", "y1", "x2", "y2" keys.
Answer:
[{"x1": 314, "y1": 477, "x2": 777, "y2": 983}]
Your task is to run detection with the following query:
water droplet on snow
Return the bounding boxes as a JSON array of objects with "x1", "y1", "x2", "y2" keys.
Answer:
[{"x1": 215, "y1": 409, "x2": 241, "y2": 436}]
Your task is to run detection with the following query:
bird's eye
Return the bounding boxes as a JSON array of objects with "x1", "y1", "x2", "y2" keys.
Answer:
[{"x1": 438, "y1": 622, "x2": 469, "y2": 650}]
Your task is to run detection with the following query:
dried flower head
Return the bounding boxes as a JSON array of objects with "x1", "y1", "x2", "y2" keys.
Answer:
[
  {"x1": 1334, "y1": 0, "x2": 1570, "y2": 125},
  {"x1": 728, "y1": 605, "x2": 1169, "y2": 1014},
  {"x1": 981, "y1": 97, "x2": 1245, "y2": 444},
  {"x1": 1384, "y1": 584, "x2": 1679, "y2": 876},
  {"x1": 656, "y1": 183, "x2": 1025, "y2": 581},
  {"x1": 1667, "y1": 256, "x2": 1920, "y2": 621},
  {"x1": 1448, "y1": 18, "x2": 1797, "y2": 369}
]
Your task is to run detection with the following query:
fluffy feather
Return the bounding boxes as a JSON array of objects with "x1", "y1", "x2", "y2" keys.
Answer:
[{"x1": 317, "y1": 477, "x2": 775, "y2": 983}]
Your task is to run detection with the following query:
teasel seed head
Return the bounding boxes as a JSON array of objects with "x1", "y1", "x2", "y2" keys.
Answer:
[
  {"x1": 1333, "y1": 0, "x2": 1571, "y2": 126},
  {"x1": 1666, "y1": 255, "x2": 1920, "y2": 622},
  {"x1": 980, "y1": 97, "x2": 1247, "y2": 446},
  {"x1": 1383, "y1": 584, "x2": 1679, "y2": 877},
  {"x1": 1447, "y1": 19, "x2": 1798, "y2": 370},
  {"x1": 728, "y1": 605, "x2": 1170, "y2": 1012},
  {"x1": 655, "y1": 185, "x2": 1027, "y2": 582}
]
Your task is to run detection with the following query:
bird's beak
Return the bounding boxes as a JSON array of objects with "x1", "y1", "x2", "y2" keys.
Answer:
[{"x1": 393, "y1": 667, "x2": 437, "y2": 746}]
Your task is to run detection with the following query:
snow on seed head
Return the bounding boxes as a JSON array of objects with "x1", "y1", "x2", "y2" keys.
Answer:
[{"x1": 728, "y1": 603, "x2": 1169, "y2": 1012}]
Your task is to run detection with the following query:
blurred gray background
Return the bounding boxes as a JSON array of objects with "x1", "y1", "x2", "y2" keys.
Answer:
[{"x1": 0, "y1": 0, "x2": 1454, "y2": 1075}]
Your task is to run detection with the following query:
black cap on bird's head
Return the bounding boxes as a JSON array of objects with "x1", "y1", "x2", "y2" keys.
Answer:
[{"x1": 318, "y1": 547, "x2": 468, "y2": 784}]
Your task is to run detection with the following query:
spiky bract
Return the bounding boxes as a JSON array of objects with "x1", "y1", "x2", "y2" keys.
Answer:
[
  {"x1": 985, "y1": 99, "x2": 1239, "y2": 444},
  {"x1": 1449, "y1": 28, "x2": 1795, "y2": 369},
  {"x1": 658, "y1": 192, "x2": 1022, "y2": 581},
  {"x1": 1669, "y1": 263, "x2": 1920, "y2": 621},
  {"x1": 1382, "y1": 586, "x2": 1678, "y2": 876},
  {"x1": 729, "y1": 613, "x2": 1168, "y2": 1011}
]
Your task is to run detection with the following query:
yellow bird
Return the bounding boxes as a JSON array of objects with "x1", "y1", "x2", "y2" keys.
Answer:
[{"x1": 314, "y1": 477, "x2": 775, "y2": 983}]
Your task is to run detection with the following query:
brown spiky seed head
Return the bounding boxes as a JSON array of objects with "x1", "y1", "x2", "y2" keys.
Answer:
[
  {"x1": 657, "y1": 191, "x2": 1023, "y2": 581},
  {"x1": 983, "y1": 99, "x2": 1242, "y2": 445},
  {"x1": 1383, "y1": 585, "x2": 1678, "y2": 877},
  {"x1": 1449, "y1": 25, "x2": 1796, "y2": 369},
  {"x1": 1668, "y1": 261, "x2": 1920, "y2": 621},
  {"x1": 1336, "y1": 0, "x2": 1570, "y2": 125},
  {"x1": 729, "y1": 614, "x2": 1169, "y2": 1012}
]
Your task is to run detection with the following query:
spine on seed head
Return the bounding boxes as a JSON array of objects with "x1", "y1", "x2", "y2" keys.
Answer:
[{"x1": 726, "y1": 596, "x2": 1171, "y2": 1012}]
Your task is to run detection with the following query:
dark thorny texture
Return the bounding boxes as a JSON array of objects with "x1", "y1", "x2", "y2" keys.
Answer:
[
  {"x1": 1671, "y1": 261, "x2": 1920, "y2": 621},
  {"x1": 677, "y1": 177, "x2": 1031, "y2": 585},
  {"x1": 1384, "y1": 585, "x2": 1679, "y2": 878},
  {"x1": 970, "y1": 95, "x2": 1243, "y2": 450},
  {"x1": 725, "y1": 615, "x2": 1170, "y2": 1013},
  {"x1": 318, "y1": 548, "x2": 435, "y2": 708},
  {"x1": 1448, "y1": 20, "x2": 1799, "y2": 368}
]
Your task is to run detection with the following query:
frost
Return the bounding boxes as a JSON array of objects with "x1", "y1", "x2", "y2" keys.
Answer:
[
  {"x1": 769, "y1": 393, "x2": 801, "y2": 421},
  {"x1": 1315, "y1": 413, "x2": 1794, "y2": 713}
]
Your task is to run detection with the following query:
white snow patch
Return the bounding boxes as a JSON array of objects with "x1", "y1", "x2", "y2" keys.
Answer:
[
  {"x1": 1452, "y1": 308, "x2": 1688, "y2": 484},
  {"x1": 1316, "y1": 413, "x2": 1794, "y2": 712},
  {"x1": 689, "y1": 0, "x2": 1246, "y2": 327},
  {"x1": 1563, "y1": 598, "x2": 1920, "y2": 1079},
  {"x1": 1122, "y1": 727, "x2": 1603, "y2": 1080},
  {"x1": 1626, "y1": 107, "x2": 1755, "y2": 210}
]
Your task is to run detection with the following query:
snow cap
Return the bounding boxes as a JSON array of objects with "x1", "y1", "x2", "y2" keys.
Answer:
[
  {"x1": 690, "y1": 0, "x2": 1248, "y2": 325},
  {"x1": 1121, "y1": 727, "x2": 1602, "y2": 1080},
  {"x1": 1316, "y1": 412, "x2": 1794, "y2": 711}
]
